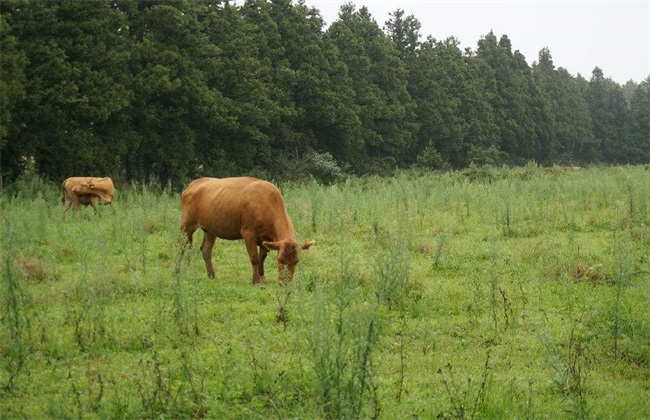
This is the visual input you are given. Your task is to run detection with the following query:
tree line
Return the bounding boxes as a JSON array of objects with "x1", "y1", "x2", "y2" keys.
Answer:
[{"x1": 1, "y1": 0, "x2": 648, "y2": 188}]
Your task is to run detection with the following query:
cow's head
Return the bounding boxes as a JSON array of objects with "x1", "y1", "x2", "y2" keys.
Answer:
[{"x1": 263, "y1": 239, "x2": 315, "y2": 282}]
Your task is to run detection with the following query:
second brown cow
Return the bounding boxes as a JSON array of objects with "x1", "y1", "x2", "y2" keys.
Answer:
[
  {"x1": 62, "y1": 177, "x2": 115, "y2": 213},
  {"x1": 180, "y1": 177, "x2": 315, "y2": 284}
]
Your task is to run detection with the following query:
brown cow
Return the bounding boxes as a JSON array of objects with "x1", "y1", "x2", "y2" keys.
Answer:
[
  {"x1": 180, "y1": 177, "x2": 315, "y2": 284},
  {"x1": 62, "y1": 177, "x2": 115, "y2": 213}
]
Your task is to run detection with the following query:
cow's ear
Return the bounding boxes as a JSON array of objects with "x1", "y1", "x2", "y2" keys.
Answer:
[
  {"x1": 262, "y1": 241, "x2": 281, "y2": 251},
  {"x1": 300, "y1": 240, "x2": 315, "y2": 250}
]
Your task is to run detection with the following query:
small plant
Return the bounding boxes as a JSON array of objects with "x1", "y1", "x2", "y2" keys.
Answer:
[
  {"x1": 540, "y1": 316, "x2": 591, "y2": 418},
  {"x1": 432, "y1": 230, "x2": 449, "y2": 268},
  {"x1": 499, "y1": 287, "x2": 513, "y2": 329},
  {"x1": 171, "y1": 243, "x2": 200, "y2": 341},
  {"x1": 373, "y1": 234, "x2": 411, "y2": 312},
  {"x1": 134, "y1": 342, "x2": 174, "y2": 417},
  {"x1": 275, "y1": 287, "x2": 292, "y2": 330},
  {"x1": 437, "y1": 349, "x2": 492, "y2": 419},
  {"x1": 500, "y1": 195, "x2": 514, "y2": 237},
  {"x1": 2, "y1": 229, "x2": 33, "y2": 394},
  {"x1": 609, "y1": 235, "x2": 648, "y2": 360},
  {"x1": 395, "y1": 316, "x2": 408, "y2": 403},
  {"x1": 246, "y1": 338, "x2": 277, "y2": 412},
  {"x1": 489, "y1": 264, "x2": 500, "y2": 332},
  {"x1": 308, "y1": 263, "x2": 381, "y2": 419},
  {"x1": 177, "y1": 346, "x2": 207, "y2": 418}
]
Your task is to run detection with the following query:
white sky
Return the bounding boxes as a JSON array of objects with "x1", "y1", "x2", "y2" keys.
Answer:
[{"x1": 302, "y1": 0, "x2": 650, "y2": 85}]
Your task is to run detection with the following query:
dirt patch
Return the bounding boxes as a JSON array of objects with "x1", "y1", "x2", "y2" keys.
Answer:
[
  {"x1": 17, "y1": 258, "x2": 47, "y2": 282},
  {"x1": 571, "y1": 263, "x2": 604, "y2": 285}
]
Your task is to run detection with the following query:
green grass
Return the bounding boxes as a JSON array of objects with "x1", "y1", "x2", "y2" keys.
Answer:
[{"x1": 2, "y1": 165, "x2": 649, "y2": 418}]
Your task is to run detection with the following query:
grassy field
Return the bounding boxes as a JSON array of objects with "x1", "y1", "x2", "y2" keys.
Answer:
[{"x1": 1, "y1": 165, "x2": 649, "y2": 419}]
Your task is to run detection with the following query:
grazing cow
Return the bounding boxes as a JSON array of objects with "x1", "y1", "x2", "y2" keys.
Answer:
[
  {"x1": 62, "y1": 177, "x2": 115, "y2": 213},
  {"x1": 180, "y1": 177, "x2": 315, "y2": 284}
]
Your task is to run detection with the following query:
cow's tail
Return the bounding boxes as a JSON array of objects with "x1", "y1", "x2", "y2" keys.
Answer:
[{"x1": 61, "y1": 180, "x2": 66, "y2": 204}]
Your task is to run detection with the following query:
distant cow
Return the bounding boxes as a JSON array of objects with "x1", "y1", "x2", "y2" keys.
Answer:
[
  {"x1": 62, "y1": 177, "x2": 115, "y2": 213},
  {"x1": 180, "y1": 177, "x2": 315, "y2": 284}
]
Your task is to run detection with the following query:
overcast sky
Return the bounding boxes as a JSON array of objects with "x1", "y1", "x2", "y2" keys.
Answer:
[{"x1": 302, "y1": 0, "x2": 650, "y2": 85}]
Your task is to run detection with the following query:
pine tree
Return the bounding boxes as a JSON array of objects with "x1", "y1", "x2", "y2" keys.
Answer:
[
  {"x1": 328, "y1": 4, "x2": 417, "y2": 173},
  {"x1": 2, "y1": 0, "x2": 134, "y2": 179},
  {"x1": 192, "y1": 0, "x2": 274, "y2": 176},
  {"x1": 626, "y1": 76, "x2": 650, "y2": 163},
  {"x1": 584, "y1": 67, "x2": 629, "y2": 163},
  {"x1": 532, "y1": 48, "x2": 592, "y2": 164},
  {"x1": 0, "y1": 2, "x2": 28, "y2": 185},
  {"x1": 406, "y1": 36, "x2": 467, "y2": 168},
  {"x1": 126, "y1": 0, "x2": 221, "y2": 185},
  {"x1": 476, "y1": 32, "x2": 551, "y2": 164}
]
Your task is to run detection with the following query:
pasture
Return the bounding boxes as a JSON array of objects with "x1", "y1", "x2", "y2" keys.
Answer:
[{"x1": 1, "y1": 165, "x2": 649, "y2": 419}]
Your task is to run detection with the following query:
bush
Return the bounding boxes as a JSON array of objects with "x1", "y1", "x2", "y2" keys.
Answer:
[
  {"x1": 304, "y1": 152, "x2": 345, "y2": 185},
  {"x1": 416, "y1": 146, "x2": 451, "y2": 171},
  {"x1": 468, "y1": 145, "x2": 506, "y2": 167}
]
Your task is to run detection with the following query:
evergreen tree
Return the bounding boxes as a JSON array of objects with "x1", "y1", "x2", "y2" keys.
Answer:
[
  {"x1": 0, "y1": 2, "x2": 28, "y2": 185},
  {"x1": 194, "y1": 0, "x2": 274, "y2": 176},
  {"x1": 532, "y1": 48, "x2": 592, "y2": 164},
  {"x1": 241, "y1": 0, "x2": 296, "y2": 171},
  {"x1": 621, "y1": 79, "x2": 638, "y2": 105},
  {"x1": 585, "y1": 67, "x2": 629, "y2": 163},
  {"x1": 267, "y1": 0, "x2": 360, "y2": 170},
  {"x1": 2, "y1": 0, "x2": 133, "y2": 180},
  {"x1": 384, "y1": 8, "x2": 420, "y2": 64},
  {"x1": 626, "y1": 76, "x2": 650, "y2": 163},
  {"x1": 328, "y1": 4, "x2": 417, "y2": 173},
  {"x1": 461, "y1": 48, "x2": 502, "y2": 166},
  {"x1": 126, "y1": 0, "x2": 219, "y2": 185},
  {"x1": 407, "y1": 36, "x2": 468, "y2": 168},
  {"x1": 476, "y1": 32, "x2": 549, "y2": 164}
]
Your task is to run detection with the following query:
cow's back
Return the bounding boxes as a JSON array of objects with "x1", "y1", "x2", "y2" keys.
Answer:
[
  {"x1": 72, "y1": 177, "x2": 115, "y2": 202},
  {"x1": 182, "y1": 177, "x2": 275, "y2": 239},
  {"x1": 62, "y1": 177, "x2": 115, "y2": 204}
]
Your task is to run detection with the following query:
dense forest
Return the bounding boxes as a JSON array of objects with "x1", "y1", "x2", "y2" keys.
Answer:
[{"x1": 1, "y1": 0, "x2": 649, "y2": 188}]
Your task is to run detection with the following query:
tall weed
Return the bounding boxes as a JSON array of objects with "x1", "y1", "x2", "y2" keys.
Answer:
[{"x1": 308, "y1": 253, "x2": 380, "y2": 419}]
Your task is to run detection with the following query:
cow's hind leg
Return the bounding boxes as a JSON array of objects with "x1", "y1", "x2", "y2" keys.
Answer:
[
  {"x1": 72, "y1": 194, "x2": 81, "y2": 213},
  {"x1": 62, "y1": 197, "x2": 72, "y2": 213},
  {"x1": 177, "y1": 223, "x2": 196, "y2": 272},
  {"x1": 89, "y1": 196, "x2": 99, "y2": 212},
  {"x1": 180, "y1": 209, "x2": 199, "y2": 247},
  {"x1": 200, "y1": 231, "x2": 217, "y2": 279},
  {"x1": 180, "y1": 224, "x2": 196, "y2": 247}
]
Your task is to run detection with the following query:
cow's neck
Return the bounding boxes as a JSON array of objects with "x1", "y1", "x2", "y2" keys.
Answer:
[{"x1": 272, "y1": 212, "x2": 296, "y2": 241}]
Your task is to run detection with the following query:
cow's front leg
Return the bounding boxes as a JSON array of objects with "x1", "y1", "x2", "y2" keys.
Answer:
[
  {"x1": 200, "y1": 232, "x2": 217, "y2": 278},
  {"x1": 258, "y1": 245, "x2": 268, "y2": 277},
  {"x1": 243, "y1": 235, "x2": 263, "y2": 284}
]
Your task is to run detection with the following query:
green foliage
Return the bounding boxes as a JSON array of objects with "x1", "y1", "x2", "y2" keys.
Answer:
[
  {"x1": 303, "y1": 151, "x2": 345, "y2": 185},
  {"x1": 627, "y1": 76, "x2": 650, "y2": 164},
  {"x1": 416, "y1": 146, "x2": 450, "y2": 170},
  {"x1": 1, "y1": 1, "x2": 648, "y2": 186}
]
